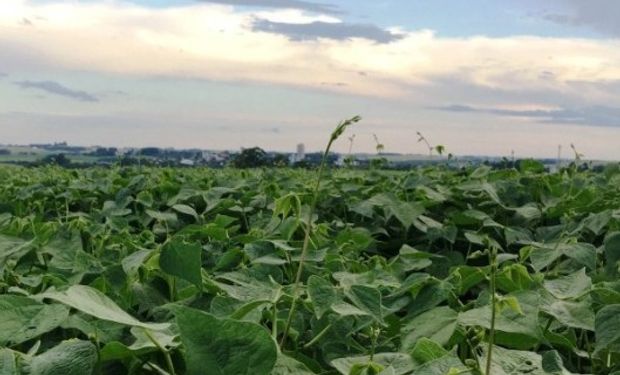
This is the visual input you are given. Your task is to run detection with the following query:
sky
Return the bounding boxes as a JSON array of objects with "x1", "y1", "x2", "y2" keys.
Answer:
[{"x1": 1, "y1": 0, "x2": 620, "y2": 159}]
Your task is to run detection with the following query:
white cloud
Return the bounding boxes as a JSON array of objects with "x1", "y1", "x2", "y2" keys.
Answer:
[{"x1": 1, "y1": 0, "x2": 620, "y2": 101}]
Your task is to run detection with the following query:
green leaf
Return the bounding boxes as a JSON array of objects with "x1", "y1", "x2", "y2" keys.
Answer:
[
  {"x1": 529, "y1": 242, "x2": 596, "y2": 272},
  {"x1": 345, "y1": 285, "x2": 384, "y2": 325},
  {"x1": 496, "y1": 264, "x2": 535, "y2": 293},
  {"x1": 174, "y1": 306, "x2": 278, "y2": 375},
  {"x1": 540, "y1": 293, "x2": 595, "y2": 331},
  {"x1": 172, "y1": 204, "x2": 199, "y2": 220},
  {"x1": 308, "y1": 275, "x2": 337, "y2": 319},
  {"x1": 401, "y1": 306, "x2": 457, "y2": 351},
  {"x1": 0, "y1": 295, "x2": 69, "y2": 346},
  {"x1": 479, "y1": 346, "x2": 574, "y2": 375},
  {"x1": 39, "y1": 285, "x2": 169, "y2": 330},
  {"x1": 458, "y1": 291, "x2": 541, "y2": 348},
  {"x1": 43, "y1": 232, "x2": 102, "y2": 279},
  {"x1": 409, "y1": 338, "x2": 448, "y2": 365},
  {"x1": 543, "y1": 268, "x2": 591, "y2": 299},
  {"x1": 0, "y1": 235, "x2": 31, "y2": 273},
  {"x1": 331, "y1": 353, "x2": 413, "y2": 375},
  {"x1": 414, "y1": 355, "x2": 470, "y2": 375},
  {"x1": 160, "y1": 239, "x2": 203, "y2": 287},
  {"x1": 331, "y1": 302, "x2": 370, "y2": 317},
  {"x1": 595, "y1": 304, "x2": 620, "y2": 354},
  {"x1": 0, "y1": 348, "x2": 18, "y2": 375},
  {"x1": 272, "y1": 354, "x2": 316, "y2": 375},
  {"x1": 27, "y1": 339, "x2": 97, "y2": 375},
  {"x1": 605, "y1": 232, "x2": 620, "y2": 277}
]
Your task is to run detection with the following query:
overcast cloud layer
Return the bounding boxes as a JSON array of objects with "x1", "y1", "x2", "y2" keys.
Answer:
[{"x1": 1, "y1": 0, "x2": 620, "y2": 159}]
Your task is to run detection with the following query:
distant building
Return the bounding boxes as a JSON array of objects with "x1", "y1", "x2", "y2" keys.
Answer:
[
  {"x1": 290, "y1": 143, "x2": 306, "y2": 163},
  {"x1": 180, "y1": 158, "x2": 195, "y2": 166}
]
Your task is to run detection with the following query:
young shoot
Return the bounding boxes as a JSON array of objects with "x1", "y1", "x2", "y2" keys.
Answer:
[
  {"x1": 373, "y1": 134, "x2": 385, "y2": 154},
  {"x1": 280, "y1": 115, "x2": 361, "y2": 348},
  {"x1": 416, "y1": 131, "x2": 433, "y2": 157}
]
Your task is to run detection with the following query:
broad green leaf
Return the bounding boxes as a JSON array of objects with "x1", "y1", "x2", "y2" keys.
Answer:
[
  {"x1": 160, "y1": 239, "x2": 203, "y2": 287},
  {"x1": 172, "y1": 204, "x2": 199, "y2": 220},
  {"x1": 513, "y1": 203, "x2": 541, "y2": 221},
  {"x1": 43, "y1": 232, "x2": 102, "y2": 279},
  {"x1": 0, "y1": 349, "x2": 18, "y2": 375},
  {"x1": 0, "y1": 235, "x2": 31, "y2": 272},
  {"x1": 121, "y1": 249, "x2": 153, "y2": 277},
  {"x1": 401, "y1": 306, "x2": 457, "y2": 351},
  {"x1": 308, "y1": 275, "x2": 338, "y2": 319},
  {"x1": 479, "y1": 346, "x2": 575, "y2": 375},
  {"x1": 27, "y1": 339, "x2": 97, "y2": 375},
  {"x1": 543, "y1": 268, "x2": 591, "y2": 299},
  {"x1": 60, "y1": 314, "x2": 125, "y2": 343},
  {"x1": 540, "y1": 294, "x2": 595, "y2": 331},
  {"x1": 0, "y1": 295, "x2": 69, "y2": 346},
  {"x1": 146, "y1": 209, "x2": 177, "y2": 222},
  {"x1": 39, "y1": 285, "x2": 169, "y2": 330},
  {"x1": 409, "y1": 338, "x2": 448, "y2": 365},
  {"x1": 583, "y1": 210, "x2": 612, "y2": 235},
  {"x1": 414, "y1": 355, "x2": 470, "y2": 375},
  {"x1": 595, "y1": 304, "x2": 620, "y2": 354},
  {"x1": 605, "y1": 232, "x2": 620, "y2": 277},
  {"x1": 174, "y1": 306, "x2": 278, "y2": 375},
  {"x1": 496, "y1": 264, "x2": 535, "y2": 293},
  {"x1": 272, "y1": 354, "x2": 316, "y2": 375},
  {"x1": 458, "y1": 291, "x2": 541, "y2": 348},
  {"x1": 345, "y1": 285, "x2": 384, "y2": 325},
  {"x1": 331, "y1": 353, "x2": 413, "y2": 375},
  {"x1": 529, "y1": 242, "x2": 596, "y2": 272},
  {"x1": 331, "y1": 302, "x2": 370, "y2": 317}
]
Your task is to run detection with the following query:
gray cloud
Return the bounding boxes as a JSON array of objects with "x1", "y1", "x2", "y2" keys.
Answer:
[
  {"x1": 0, "y1": 73, "x2": 7, "y2": 78},
  {"x1": 252, "y1": 19, "x2": 403, "y2": 43},
  {"x1": 14, "y1": 81, "x2": 98, "y2": 102},
  {"x1": 199, "y1": 0, "x2": 340, "y2": 14},
  {"x1": 543, "y1": 0, "x2": 620, "y2": 37},
  {"x1": 431, "y1": 104, "x2": 620, "y2": 127}
]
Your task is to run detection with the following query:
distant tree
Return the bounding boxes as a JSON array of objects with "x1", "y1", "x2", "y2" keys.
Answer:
[
  {"x1": 231, "y1": 147, "x2": 269, "y2": 168},
  {"x1": 40, "y1": 153, "x2": 71, "y2": 167},
  {"x1": 271, "y1": 153, "x2": 290, "y2": 167},
  {"x1": 139, "y1": 147, "x2": 161, "y2": 157},
  {"x1": 89, "y1": 147, "x2": 117, "y2": 157},
  {"x1": 0, "y1": 149, "x2": 10, "y2": 155}
]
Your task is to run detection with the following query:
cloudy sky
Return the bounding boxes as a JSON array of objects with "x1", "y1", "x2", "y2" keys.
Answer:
[{"x1": 1, "y1": 0, "x2": 620, "y2": 159}]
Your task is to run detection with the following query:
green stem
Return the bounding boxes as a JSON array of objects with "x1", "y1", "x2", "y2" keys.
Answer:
[
  {"x1": 303, "y1": 323, "x2": 332, "y2": 349},
  {"x1": 144, "y1": 329, "x2": 176, "y2": 375},
  {"x1": 485, "y1": 247, "x2": 497, "y2": 375},
  {"x1": 279, "y1": 148, "x2": 328, "y2": 347},
  {"x1": 279, "y1": 116, "x2": 359, "y2": 348},
  {"x1": 272, "y1": 302, "x2": 278, "y2": 340}
]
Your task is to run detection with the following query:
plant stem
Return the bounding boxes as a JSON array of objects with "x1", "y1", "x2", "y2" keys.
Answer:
[
  {"x1": 303, "y1": 323, "x2": 332, "y2": 349},
  {"x1": 485, "y1": 247, "x2": 497, "y2": 375},
  {"x1": 271, "y1": 302, "x2": 278, "y2": 340},
  {"x1": 279, "y1": 116, "x2": 359, "y2": 348},
  {"x1": 280, "y1": 145, "x2": 329, "y2": 347},
  {"x1": 144, "y1": 329, "x2": 176, "y2": 375}
]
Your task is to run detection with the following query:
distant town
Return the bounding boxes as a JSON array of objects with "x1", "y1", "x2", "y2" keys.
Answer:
[{"x1": 0, "y1": 142, "x2": 611, "y2": 171}]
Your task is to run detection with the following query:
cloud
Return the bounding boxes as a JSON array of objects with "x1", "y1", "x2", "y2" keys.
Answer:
[
  {"x1": 543, "y1": 0, "x2": 620, "y2": 37},
  {"x1": 1, "y1": 1, "x2": 620, "y2": 103},
  {"x1": 0, "y1": 72, "x2": 7, "y2": 78},
  {"x1": 198, "y1": 0, "x2": 340, "y2": 14},
  {"x1": 13, "y1": 80, "x2": 98, "y2": 102},
  {"x1": 431, "y1": 104, "x2": 620, "y2": 127},
  {"x1": 252, "y1": 19, "x2": 403, "y2": 43}
]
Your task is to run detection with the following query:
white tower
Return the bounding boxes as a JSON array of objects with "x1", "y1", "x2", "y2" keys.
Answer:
[{"x1": 296, "y1": 143, "x2": 305, "y2": 161}]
